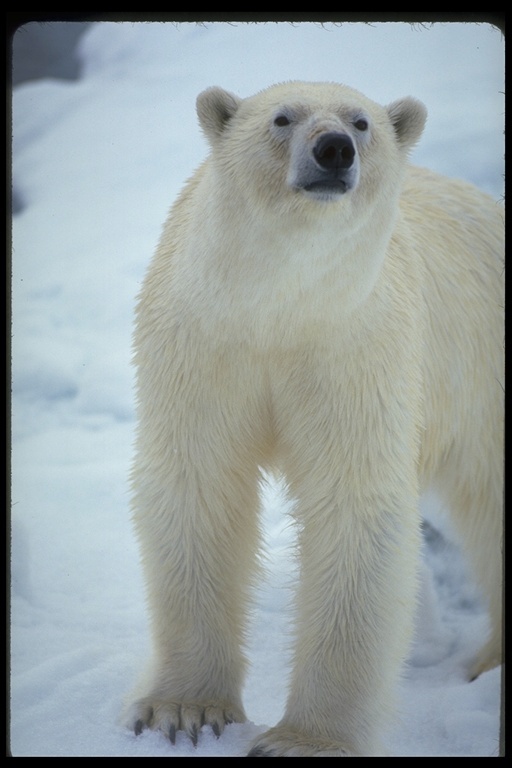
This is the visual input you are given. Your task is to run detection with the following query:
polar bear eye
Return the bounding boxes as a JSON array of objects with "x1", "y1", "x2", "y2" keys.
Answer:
[
  {"x1": 353, "y1": 118, "x2": 369, "y2": 132},
  {"x1": 274, "y1": 114, "x2": 291, "y2": 127}
]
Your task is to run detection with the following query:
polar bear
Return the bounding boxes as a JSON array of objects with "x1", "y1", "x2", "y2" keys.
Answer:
[{"x1": 125, "y1": 82, "x2": 504, "y2": 756}]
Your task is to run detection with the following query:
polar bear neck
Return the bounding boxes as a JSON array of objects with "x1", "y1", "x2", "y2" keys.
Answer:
[
  {"x1": 195, "y1": 187, "x2": 396, "y2": 313},
  {"x1": 173, "y1": 195, "x2": 400, "y2": 352}
]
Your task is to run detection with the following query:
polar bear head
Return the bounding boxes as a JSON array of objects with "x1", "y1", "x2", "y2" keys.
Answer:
[{"x1": 196, "y1": 81, "x2": 427, "y2": 211}]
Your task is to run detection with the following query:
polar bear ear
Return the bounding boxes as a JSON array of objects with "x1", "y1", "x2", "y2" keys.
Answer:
[
  {"x1": 196, "y1": 86, "x2": 242, "y2": 143},
  {"x1": 386, "y1": 97, "x2": 428, "y2": 152}
]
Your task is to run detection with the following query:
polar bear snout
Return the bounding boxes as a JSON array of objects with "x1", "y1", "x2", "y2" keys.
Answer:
[
  {"x1": 313, "y1": 132, "x2": 355, "y2": 171},
  {"x1": 287, "y1": 127, "x2": 360, "y2": 201},
  {"x1": 302, "y1": 133, "x2": 358, "y2": 199}
]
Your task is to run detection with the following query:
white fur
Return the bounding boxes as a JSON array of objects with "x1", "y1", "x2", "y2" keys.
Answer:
[{"x1": 125, "y1": 82, "x2": 504, "y2": 756}]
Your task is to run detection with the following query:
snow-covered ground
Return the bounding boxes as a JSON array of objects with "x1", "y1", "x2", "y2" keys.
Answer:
[{"x1": 10, "y1": 21, "x2": 504, "y2": 756}]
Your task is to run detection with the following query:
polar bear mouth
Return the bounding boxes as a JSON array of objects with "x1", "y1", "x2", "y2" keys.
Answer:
[
  {"x1": 304, "y1": 180, "x2": 349, "y2": 193},
  {"x1": 301, "y1": 179, "x2": 351, "y2": 199}
]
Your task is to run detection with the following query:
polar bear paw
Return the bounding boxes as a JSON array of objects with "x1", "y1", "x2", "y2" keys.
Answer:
[
  {"x1": 127, "y1": 697, "x2": 246, "y2": 745},
  {"x1": 247, "y1": 725, "x2": 357, "y2": 757},
  {"x1": 468, "y1": 638, "x2": 502, "y2": 682}
]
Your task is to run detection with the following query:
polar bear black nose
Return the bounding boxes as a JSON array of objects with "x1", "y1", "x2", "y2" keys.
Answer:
[{"x1": 313, "y1": 132, "x2": 355, "y2": 170}]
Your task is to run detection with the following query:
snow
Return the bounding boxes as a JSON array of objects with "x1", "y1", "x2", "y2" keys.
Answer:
[{"x1": 10, "y1": 20, "x2": 504, "y2": 757}]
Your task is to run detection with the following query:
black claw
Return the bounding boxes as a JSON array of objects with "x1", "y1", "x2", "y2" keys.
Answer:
[
  {"x1": 169, "y1": 724, "x2": 176, "y2": 745},
  {"x1": 212, "y1": 721, "x2": 221, "y2": 738},
  {"x1": 247, "y1": 747, "x2": 274, "y2": 756},
  {"x1": 190, "y1": 723, "x2": 198, "y2": 747},
  {"x1": 134, "y1": 719, "x2": 144, "y2": 736}
]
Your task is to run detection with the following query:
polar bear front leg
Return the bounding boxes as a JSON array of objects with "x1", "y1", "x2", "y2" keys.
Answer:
[
  {"x1": 249, "y1": 482, "x2": 421, "y2": 757},
  {"x1": 125, "y1": 406, "x2": 263, "y2": 744},
  {"x1": 248, "y1": 351, "x2": 423, "y2": 756}
]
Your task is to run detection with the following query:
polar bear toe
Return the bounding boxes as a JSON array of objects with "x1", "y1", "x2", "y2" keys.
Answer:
[
  {"x1": 247, "y1": 725, "x2": 358, "y2": 757},
  {"x1": 129, "y1": 698, "x2": 245, "y2": 745}
]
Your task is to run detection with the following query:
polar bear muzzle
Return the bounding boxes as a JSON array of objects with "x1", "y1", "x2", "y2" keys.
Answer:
[{"x1": 292, "y1": 130, "x2": 359, "y2": 200}]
